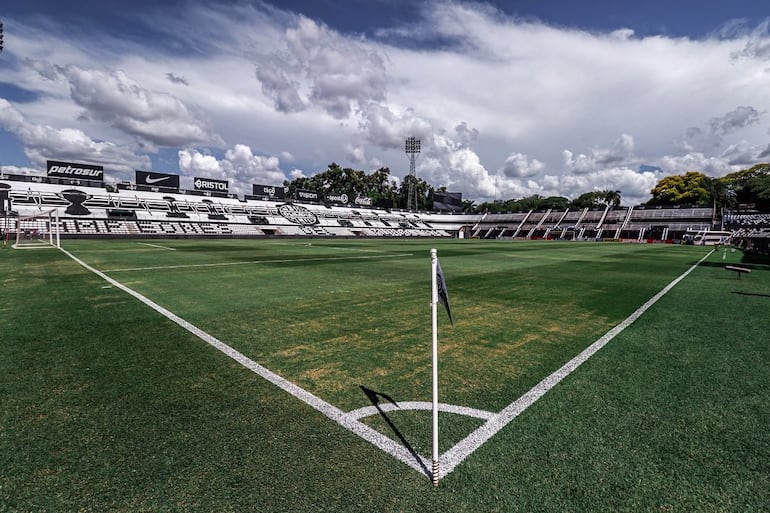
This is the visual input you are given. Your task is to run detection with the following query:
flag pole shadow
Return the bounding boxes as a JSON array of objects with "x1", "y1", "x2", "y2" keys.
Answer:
[{"x1": 359, "y1": 385, "x2": 430, "y2": 477}]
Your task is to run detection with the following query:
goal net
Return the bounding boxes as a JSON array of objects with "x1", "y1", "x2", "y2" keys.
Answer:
[{"x1": 13, "y1": 209, "x2": 61, "y2": 249}]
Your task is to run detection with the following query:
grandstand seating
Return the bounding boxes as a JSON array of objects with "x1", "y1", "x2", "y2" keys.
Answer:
[
  {"x1": 0, "y1": 175, "x2": 453, "y2": 239},
  {"x1": 724, "y1": 213, "x2": 770, "y2": 255},
  {"x1": 0, "y1": 173, "x2": 732, "y2": 243}
]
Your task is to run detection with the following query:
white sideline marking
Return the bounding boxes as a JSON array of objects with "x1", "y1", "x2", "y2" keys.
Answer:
[
  {"x1": 59, "y1": 247, "x2": 432, "y2": 478},
  {"x1": 437, "y1": 249, "x2": 715, "y2": 478},
  {"x1": 137, "y1": 242, "x2": 176, "y2": 251},
  {"x1": 103, "y1": 253, "x2": 413, "y2": 273},
  {"x1": 59, "y1": 245, "x2": 714, "y2": 482}
]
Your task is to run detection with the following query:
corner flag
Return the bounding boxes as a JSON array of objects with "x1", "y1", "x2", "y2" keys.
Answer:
[
  {"x1": 435, "y1": 258, "x2": 453, "y2": 326},
  {"x1": 429, "y1": 248, "x2": 453, "y2": 487}
]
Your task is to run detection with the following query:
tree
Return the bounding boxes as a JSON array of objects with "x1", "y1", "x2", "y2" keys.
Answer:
[
  {"x1": 397, "y1": 174, "x2": 433, "y2": 210},
  {"x1": 571, "y1": 191, "x2": 605, "y2": 208},
  {"x1": 647, "y1": 171, "x2": 711, "y2": 206},
  {"x1": 284, "y1": 164, "x2": 400, "y2": 203},
  {"x1": 539, "y1": 196, "x2": 571, "y2": 210},
  {"x1": 602, "y1": 190, "x2": 622, "y2": 207},
  {"x1": 462, "y1": 199, "x2": 477, "y2": 213},
  {"x1": 722, "y1": 163, "x2": 770, "y2": 210}
]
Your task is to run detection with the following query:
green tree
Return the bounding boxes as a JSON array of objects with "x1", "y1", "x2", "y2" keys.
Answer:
[
  {"x1": 602, "y1": 190, "x2": 622, "y2": 207},
  {"x1": 722, "y1": 163, "x2": 770, "y2": 210},
  {"x1": 539, "y1": 196, "x2": 571, "y2": 210},
  {"x1": 397, "y1": 174, "x2": 433, "y2": 210},
  {"x1": 284, "y1": 164, "x2": 400, "y2": 203},
  {"x1": 647, "y1": 171, "x2": 711, "y2": 206},
  {"x1": 571, "y1": 191, "x2": 605, "y2": 208}
]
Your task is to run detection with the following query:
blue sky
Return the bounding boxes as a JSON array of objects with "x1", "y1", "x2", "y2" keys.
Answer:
[{"x1": 1, "y1": 0, "x2": 769, "y2": 204}]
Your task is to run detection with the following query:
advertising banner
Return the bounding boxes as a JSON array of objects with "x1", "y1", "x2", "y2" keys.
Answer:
[
  {"x1": 252, "y1": 184, "x2": 285, "y2": 200},
  {"x1": 325, "y1": 192, "x2": 349, "y2": 205},
  {"x1": 295, "y1": 188, "x2": 319, "y2": 202},
  {"x1": 193, "y1": 176, "x2": 229, "y2": 192},
  {"x1": 47, "y1": 160, "x2": 104, "y2": 181},
  {"x1": 136, "y1": 170, "x2": 180, "y2": 189}
]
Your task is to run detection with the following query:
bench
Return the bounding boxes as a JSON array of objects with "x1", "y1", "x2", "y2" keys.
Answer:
[{"x1": 725, "y1": 265, "x2": 751, "y2": 279}]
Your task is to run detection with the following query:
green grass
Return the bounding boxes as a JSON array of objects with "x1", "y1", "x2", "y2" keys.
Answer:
[{"x1": 1, "y1": 239, "x2": 768, "y2": 511}]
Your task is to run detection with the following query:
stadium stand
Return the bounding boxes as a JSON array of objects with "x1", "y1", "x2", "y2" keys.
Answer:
[
  {"x1": 724, "y1": 212, "x2": 770, "y2": 255},
  {"x1": 0, "y1": 174, "x2": 455, "y2": 240},
  {"x1": 0, "y1": 171, "x2": 736, "y2": 243}
]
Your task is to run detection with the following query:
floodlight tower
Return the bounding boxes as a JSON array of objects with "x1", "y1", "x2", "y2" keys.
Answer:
[{"x1": 405, "y1": 137, "x2": 421, "y2": 211}]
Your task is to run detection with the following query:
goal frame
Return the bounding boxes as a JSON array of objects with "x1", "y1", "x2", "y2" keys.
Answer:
[{"x1": 13, "y1": 209, "x2": 61, "y2": 249}]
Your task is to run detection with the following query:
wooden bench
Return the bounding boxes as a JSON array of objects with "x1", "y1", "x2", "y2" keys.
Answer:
[{"x1": 725, "y1": 265, "x2": 751, "y2": 279}]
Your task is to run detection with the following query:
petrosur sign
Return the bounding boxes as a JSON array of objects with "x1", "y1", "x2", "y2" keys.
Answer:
[{"x1": 47, "y1": 160, "x2": 104, "y2": 181}]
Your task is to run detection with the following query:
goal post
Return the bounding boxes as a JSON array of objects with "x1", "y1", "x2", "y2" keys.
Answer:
[{"x1": 12, "y1": 209, "x2": 61, "y2": 249}]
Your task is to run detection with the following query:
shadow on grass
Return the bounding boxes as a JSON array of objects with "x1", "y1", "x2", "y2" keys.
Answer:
[
  {"x1": 359, "y1": 385, "x2": 430, "y2": 477},
  {"x1": 699, "y1": 252, "x2": 770, "y2": 271},
  {"x1": 732, "y1": 291, "x2": 770, "y2": 299},
  {"x1": 699, "y1": 261, "x2": 769, "y2": 278},
  {"x1": 742, "y1": 252, "x2": 770, "y2": 268}
]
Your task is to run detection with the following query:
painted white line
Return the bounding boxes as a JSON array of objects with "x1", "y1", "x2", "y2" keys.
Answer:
[
  {"x1": 137, "y1": 242, "x2": 177, "y2": 251},
  {"x1": 438, "y1": 249, "x2": 715, "y2": 478},
  {"x1": 103, "y1": 253, "x2": 414, "y2": 273},
  {"x1": 59, "y1": 245, "x2": 714, "y2": 482},
  {"x1": 348, "y1": 402, "x2": 495, "y2": 421},
  {"x1": 59, "y1": 247, "x2": 432, "y2": 478},
  {"x1": 309, "y1": 244, "x2": 401, "y2": 254}
]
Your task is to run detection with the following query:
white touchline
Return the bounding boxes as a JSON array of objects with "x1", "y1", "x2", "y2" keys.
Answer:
[
  {"x1": 438, "y1": 249, "x2": 715, "y2": 478},
  {"x1": 59, "y1": 245, "x2": 714, "y2": 482},
  {"x1": 137, "y1": 242, "x2": 177, "y2": 251},
  {"x1": 59, "y1": 247, "x2": 433, "y2": 479}
]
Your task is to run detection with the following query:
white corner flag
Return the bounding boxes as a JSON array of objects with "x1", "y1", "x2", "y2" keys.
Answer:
[
  {"x1": 435, "y1": 256, "x2": 453, "y2": 326},
  {"x1": 430, "y1": 248, "x2": 452, "y2": 487}
]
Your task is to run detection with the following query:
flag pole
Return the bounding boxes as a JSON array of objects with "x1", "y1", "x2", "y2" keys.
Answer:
[{"x1": 430, "y1": 248, "x2": 440, "y2": 487}]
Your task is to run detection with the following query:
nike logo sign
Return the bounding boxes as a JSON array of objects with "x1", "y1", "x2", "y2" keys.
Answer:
[{"x1": 144, "y1": 176, "x2": 170, "y2": 184}]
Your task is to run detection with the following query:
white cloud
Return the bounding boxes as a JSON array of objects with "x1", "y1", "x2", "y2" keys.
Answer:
[
  {"x1": 178, "y1": 144, "x2": 286, "y2": 196},
  {"x1": 658, "y1": 152, "x2": 732, "y2": 177},
  {"x1": 499, "y1": 152, "x2": 545, "y2": 178},
  {"x1": 730, "y1": 19, "x2": 770, "y2": 61},
  {"x1": 359, "y1": 102, "x2": 433, "y2": 149},
  {"x1": 558, "y1": 167, "x2": 660, "y2": 205},
  {"x1": 563, "y1": 134, "x2": 636, "y2": 174},
  {"x1": 52, "y1": 64, "x2": 221, "y2": 148},
  {"x1": 257, "y1": 15, "x2": 388, "y2": 119},
  {"x1": 2, "y1": 3, "x2": 770, "y2": 205},
  {"x1": 0, "y1": 99, "x2": 149, "y2": 178}
]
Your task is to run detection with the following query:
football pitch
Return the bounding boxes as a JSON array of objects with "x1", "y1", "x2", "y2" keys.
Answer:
[{"x1": 2, "y1": 239, "x2": 769, "y2": 511}]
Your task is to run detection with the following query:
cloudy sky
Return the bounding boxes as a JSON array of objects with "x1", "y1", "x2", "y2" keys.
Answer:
[{"x1": 1, "y1": 0, "x2": 769, "y2": 204}]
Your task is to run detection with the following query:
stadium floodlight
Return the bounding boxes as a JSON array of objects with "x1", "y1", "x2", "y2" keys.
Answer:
[
  {"x1": 0, "y1": 21, "x2": 4, "y2": 52},
  {"x1": 405, "y1": 137, "x2": 421, "y2": 211}
]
